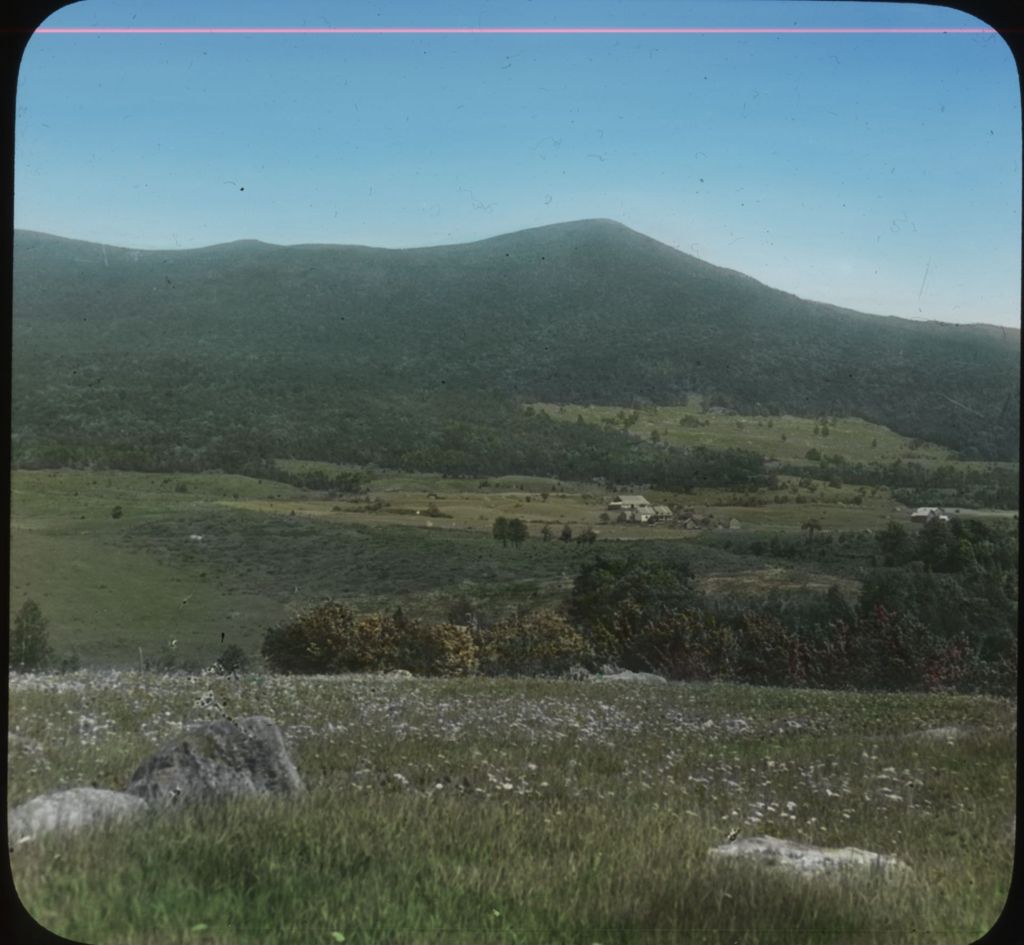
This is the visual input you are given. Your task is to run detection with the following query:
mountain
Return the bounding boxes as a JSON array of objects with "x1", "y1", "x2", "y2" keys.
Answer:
[{"x1": 11, "y1": 220, "x2": 1020, "y2": 473}]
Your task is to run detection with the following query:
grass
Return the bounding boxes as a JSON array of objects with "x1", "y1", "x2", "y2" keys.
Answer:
[
  {"x1": 526, "y1": 400, "x2": 1019, "y2": 474},
  {"x1": 8, "y1": 671, "x2": 1016, "y2": 945},
  {"x1": 11, "y1": 468, "x2": 896, "y2": 668}
]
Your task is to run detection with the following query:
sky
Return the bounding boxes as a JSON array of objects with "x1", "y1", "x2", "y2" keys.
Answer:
[{"x1": 13, "y1": 0, "x2": 1022, "y2": 328}]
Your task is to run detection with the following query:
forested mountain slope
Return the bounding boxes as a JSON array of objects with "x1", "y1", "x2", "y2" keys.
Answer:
[{"x1": 12, "y1": 220, "x2": 1019, "y2": 473}]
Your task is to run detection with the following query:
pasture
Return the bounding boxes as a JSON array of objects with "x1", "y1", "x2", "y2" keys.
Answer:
[
  {"x1": 8, "y1": 450, "x2": 1009, "y2": 670},
  {"x1": 8, "y1": 670, "x2": 1015, "y2": 945},
  {"x1": 526, "y1": 399, "x2": 964, "y2": 466}
]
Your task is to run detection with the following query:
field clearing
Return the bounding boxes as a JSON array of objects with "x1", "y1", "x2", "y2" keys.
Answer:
[
  {"x1": 702, "y1": 567, "x2": 863, "y2": 598},
  {"x1": 8, "y1": 671, "x2": 1015, "y2": 945},
  {"x1": 8, "y1": 467, "x2": 1010, "y2": 667},
  {"x1": 526, "y1": 401, "x2": 1016, "y2": 473}
]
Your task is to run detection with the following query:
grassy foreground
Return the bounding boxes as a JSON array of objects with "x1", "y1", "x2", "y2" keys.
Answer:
[{"x1": 8, "y1": 671, "x2": 1016, "y2": 945}]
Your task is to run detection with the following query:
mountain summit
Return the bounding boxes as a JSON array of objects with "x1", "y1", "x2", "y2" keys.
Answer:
[{"x1": 12, "y1": 222, "x2": 1020, "y2": 466}]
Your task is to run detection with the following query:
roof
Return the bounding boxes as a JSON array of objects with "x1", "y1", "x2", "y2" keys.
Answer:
[{"x1": 615, "y1": 495, "x2": 650, "y2": 505}]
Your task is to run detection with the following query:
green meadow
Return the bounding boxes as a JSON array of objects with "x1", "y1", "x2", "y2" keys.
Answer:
[
  {"x1": 9, "y1": 414, "x2": 1014, "y2": 671},
  {"x1": 527, "y1": 399, "x2": 964, "y2": 466},
  {"x1": 8, "y1": 671, "x2": 1015, "y2": 945}
]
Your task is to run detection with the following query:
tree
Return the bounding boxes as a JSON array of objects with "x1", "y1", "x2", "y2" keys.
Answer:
[
  {"x1": 559, "y1": 524, "x2": 574, "y2": 543},
  {"x1": 491, "y1": 516, "x2": 510, "y2": 547},
  {"x1": 568, "y1": 555, "x2": 703, "y2": 669},
  {"x1": 801, "y1": 518, "x2": 823, "y2": 544},
  {"x1": 10, "y1": 599, "x2": 53, "y2": 672},
  {"x1": 507, "y1": 518, "x2": 529, "y2": 548},
  {"x1": 876, "y1": 522, "x2": 913, "y2": 566},
  {"x1": 541, "y1": 524, "x2": 553, "y2": 542}
]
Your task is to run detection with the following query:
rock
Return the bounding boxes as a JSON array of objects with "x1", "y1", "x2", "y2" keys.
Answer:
[
  {"x1": 915, "y1": 726, "x2": 971, "y2": 742},
  {"x1": 383, "y1": 669, "x2": 414, "y2": 679},
  {"x1": 8, "y1": 787, "x2": 147, "y2": 842},
  {"x1": 562, "y1": 664, "x2": 592, "y2": 681},
  {"x1": 708, "y1": 835, "x2": 910, "y2": 878},
  {"x1": 592, "y1": 669, "x2": 667, "y2": 684},
  {"x1": 720, "y1": 718, "x2": 752, "y2": 734},
  {"x1": 7, "y1": 733, "x2": 44, "y2": 756},
  {"x1": 125, "y1": 716, "x2": 304, "y2": 806}
]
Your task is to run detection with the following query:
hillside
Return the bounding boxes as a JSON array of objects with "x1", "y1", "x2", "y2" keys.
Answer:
[{"x1": 11, "y1": 221, "x2": 1020, "y2": 473}]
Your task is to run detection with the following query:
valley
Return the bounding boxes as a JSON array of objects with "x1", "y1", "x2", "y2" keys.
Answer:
[{"x1": 9, "y1": 402, "x2": 1016, "y2": 671}]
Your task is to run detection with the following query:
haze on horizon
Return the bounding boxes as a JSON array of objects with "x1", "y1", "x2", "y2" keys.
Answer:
[{"x1": 14, "y1": 0, "x2": 1022, "y2": 329}]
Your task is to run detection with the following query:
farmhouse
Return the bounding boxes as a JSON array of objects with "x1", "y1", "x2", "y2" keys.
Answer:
[
  {"x1": 910, "y1": 507, "x2": 950, "y2": 524},
  {"x1": 608, "y1": 495, "x2": 652, "y2": 521},
  {"x1": 606, "y1": 495, "x2": 674, "y2": 524}
]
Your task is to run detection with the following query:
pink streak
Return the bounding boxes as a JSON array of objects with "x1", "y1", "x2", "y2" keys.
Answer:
[{"x1": 31, "y1": 26, "x2": 998, "y2": 35}]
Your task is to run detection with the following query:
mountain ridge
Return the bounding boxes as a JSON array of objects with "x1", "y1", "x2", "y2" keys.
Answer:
[{"x1": 11, "y1": 221, "x2": 1020, "y2": 468}]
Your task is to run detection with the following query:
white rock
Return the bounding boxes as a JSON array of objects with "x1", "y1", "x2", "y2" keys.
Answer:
[
  {"x1": 592, "y1": 670, "x2": 667, "y2": 684},
  {"x1": 708, "y1": 835, "x2": 910, "y2": 878},
  {"x1": 8, "y1": 787, "x2": 147, "y2": 842},
  {"x1": 916, "y1": 726, "x2": 970, "y2": 741}
]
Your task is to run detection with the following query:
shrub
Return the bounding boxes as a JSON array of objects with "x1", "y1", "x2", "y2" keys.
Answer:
[
  {"x1": 215, "y1": 644, "x2": 250, "y2": 675},
  {"x1": 640, "y1": 610, "x2": 739, "y2": 681},
  {"x1": 395, "y1": 619, "x2": 478, "y2": 676},
  {"x1": 10, "y1": 599, "x2": 54, "y2": 672},
  {"x1": 732, "y1": 611, "x2": 808, "y2": 687},
  {"x1": 262, "y1": 602, "x2": 401, "y2": 674},
  {"x1": 475, "y1": 610, "x2": 593, "y2": 676},
  {"x1": 569, "y1": 555, "x2": 702, "y2": 668}
]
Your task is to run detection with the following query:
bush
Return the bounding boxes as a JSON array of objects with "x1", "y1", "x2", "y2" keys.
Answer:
[
  {"x1": 640, "y1": 610, "x2": 739, "y2": 681},
  {"x1": 475, "y1": 610, "x2": 593, "y2": 676},
  {"x1": 262, "y1": 604, "x2": 481, "y2": 676},
  {"x1": 569, "y1": 555, "x2": 703, "y2": 668},
  {"x1": 395, "y1": 619, "x2": 478, "y2": 676},
  {"x1": 215, "y1": 644, "x2": 250, "y2": 674},
  {"x1": 262, "y1": 602, "x2": 400, "y2": 674},
  {"x1": 732, "y1": 611, "x2": 809, "y2": 687},
  {"x1": 10, "y1": 599, "x2": 54, "y2": 672}
]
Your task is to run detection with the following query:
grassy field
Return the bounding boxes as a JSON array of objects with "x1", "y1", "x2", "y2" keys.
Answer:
[
  {"x1": 526, "y1": 400, "x2": 1019, "y2": 473},
  {"x1": 8, "y1": 670, "x2": 1016, "y2": 945},
  {"x1": 9, "y1": 447, "x2": 1014, "y2": 670}
]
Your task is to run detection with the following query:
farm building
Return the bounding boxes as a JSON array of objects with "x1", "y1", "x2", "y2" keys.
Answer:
[
  {"x1": 910, "y1": 507, "x2": 950, "y2": 524},
  {"x1": 607, "y1": 495, "x2": 673, "y2": 524}
]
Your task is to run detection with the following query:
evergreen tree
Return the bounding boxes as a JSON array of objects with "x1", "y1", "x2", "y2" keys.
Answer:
[
  {"x1": 10, "y1": 599, "x2": 53, "y2": 672},
  {"x1": 491, "y1": 516, "x2": 510, "y2": 547},
  {"x1": 507, "y1": 518, "x2": 529, "y2": 548}
]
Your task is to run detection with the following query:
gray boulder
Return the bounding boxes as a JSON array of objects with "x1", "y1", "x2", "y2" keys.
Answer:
[
  {"x1": 125, "y1": 715, "x2": 304, "y2": 806},
  {"x1": 914, "y1": 726, "x2": 971, "y2": 741},
  {"x1": 8, "y1": 787, "x2": 147, "y2": 842},
  {"x1": 592, "y1": 669, "x2": 667, "y2": 684},
  {"x1": 708, "y1": 835, "x2": 910, "y2": 878}
]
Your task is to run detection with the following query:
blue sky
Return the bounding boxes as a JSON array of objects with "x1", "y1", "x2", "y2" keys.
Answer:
[{"x1": 14, "y1": 0, "x2": 1021, "y2": 327}]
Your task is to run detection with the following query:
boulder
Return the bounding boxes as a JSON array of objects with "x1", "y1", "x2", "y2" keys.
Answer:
[
  {"x1": 915, "y1": 726, "x2": 971, "y2": 741},
  {"x1": 592, "y1": 669, "x2": 667, "y2": 684},
  {"x1": 8, "y1": 787, "x2": 147, "y2": 842},
  {"x1": 708, "y1": 835, "x2": 910, "y2": 878},
  {"x1": 125, "y1": 716, "x2": 304, "y2": 806}
]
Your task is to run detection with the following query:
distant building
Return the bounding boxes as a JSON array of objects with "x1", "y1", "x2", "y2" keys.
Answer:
[
  {"x1": 910, "y1": 507, "x2": 949, "y2": 524},
  {"x1": 607, "y1": 494, "x2": 654, "y2": 523}
]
